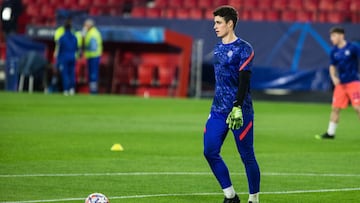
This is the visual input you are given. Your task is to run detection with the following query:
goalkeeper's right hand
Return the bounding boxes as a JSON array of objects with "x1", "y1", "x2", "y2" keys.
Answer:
[{"x1": 226, "y1": 106, "x2": 243, "y2": 130}]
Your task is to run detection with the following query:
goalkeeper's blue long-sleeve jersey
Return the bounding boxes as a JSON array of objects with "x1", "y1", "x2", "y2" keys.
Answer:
[{"x1": 211, "y1": 38, "x2": 254, "y2": 115}]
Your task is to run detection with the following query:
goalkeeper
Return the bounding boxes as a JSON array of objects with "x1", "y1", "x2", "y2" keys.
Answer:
[{"x1": 203, "y1": 6, "x2": 260, "y2": 203}]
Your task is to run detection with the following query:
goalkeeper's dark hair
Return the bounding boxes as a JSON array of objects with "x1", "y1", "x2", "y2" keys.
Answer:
[
  {"x1": 213, "y1": 6, "x2": 238, "y2": 29},
  {"x1": 329, "y1": 27, "x2": 345, "y2": 34}
]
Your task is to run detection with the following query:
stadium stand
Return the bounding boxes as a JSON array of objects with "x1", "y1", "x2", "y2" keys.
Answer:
[
  {"x1": 111, "y1": 51, "x2": 137, "y2": 94},
  {"x1": 15, "y1": 0, "x2": 359, "y2": 24},
  {"x1": 2, "y1": 0, "x2": 359, "y2": 96}
]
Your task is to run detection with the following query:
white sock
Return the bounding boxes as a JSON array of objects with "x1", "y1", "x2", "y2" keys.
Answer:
[
  {"x1": 248, "y1": 192, "x2": 259, "y2": 202},
  {"x1": 223, "y1": 185, "x2": 236, "y2": 199},
  {"x1": 69, "y1": 88, "x2": 75, "y2": 95},
  {"x1": 327, "y1": 121, "x2": 337, "y2": 135}
]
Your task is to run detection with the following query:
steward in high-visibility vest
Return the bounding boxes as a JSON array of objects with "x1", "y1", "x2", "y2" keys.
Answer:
[
  {"x1": 74, "y1": 31, "x2": 83, "y2": 58},
  {"x1": 83, "y1": 18, "x2": 103, "y2": 94}
]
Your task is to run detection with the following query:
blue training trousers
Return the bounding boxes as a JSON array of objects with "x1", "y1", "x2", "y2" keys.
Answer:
[
  {"x1": 87, "y1": 57, "x2": 100, "y2": 94},
  {"x1": 59, "y1": 58, "x2": 76, "y2": 92},
  {"x1": 203, "y1": 111, "x2": 260, "y2": 194}
]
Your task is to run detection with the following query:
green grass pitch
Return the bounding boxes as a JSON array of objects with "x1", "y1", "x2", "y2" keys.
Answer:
[{"x1": 0, "y1": 92, "x2": 359, "y2": 203}]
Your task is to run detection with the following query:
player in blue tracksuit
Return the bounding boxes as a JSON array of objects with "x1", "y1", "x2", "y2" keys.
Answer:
[
  {"x1": 203, "y1": 6, "x2": 260, "y2": 203},
  {"x1": 57, "y1": 20, "x2": 78, "y2": 95}
]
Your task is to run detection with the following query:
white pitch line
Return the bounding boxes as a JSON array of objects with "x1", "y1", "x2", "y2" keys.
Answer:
[
  {"x1": 2, "y1": 188, "x2": 360, "y2": 203},
  {"x1": 1, "y1": 171, "x2": 360, "y2": 178}
]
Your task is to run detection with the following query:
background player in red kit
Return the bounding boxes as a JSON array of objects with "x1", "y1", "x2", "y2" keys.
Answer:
[
  {"x1": 203, "y1": 6, "x2": 260, "y2": 203},
  {"x1": 319, "y1": 27, "x2": 360, "y2": 139}
]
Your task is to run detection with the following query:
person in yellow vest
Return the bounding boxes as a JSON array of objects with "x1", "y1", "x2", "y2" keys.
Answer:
[
  {"x1": 82, "y1": 18, "x2": 102, "y2": 94},
  {"x1": 74, "y1": 31, "x2": 83, "y2": 58}
]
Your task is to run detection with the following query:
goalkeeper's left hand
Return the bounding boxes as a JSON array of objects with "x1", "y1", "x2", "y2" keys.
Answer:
[{"x1": 226, "y1": 106, "x2": 243, "y2": 130}]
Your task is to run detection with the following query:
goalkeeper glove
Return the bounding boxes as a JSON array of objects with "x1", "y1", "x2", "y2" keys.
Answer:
[{"x1": 226, "y1": 106, "x2": 243, "y2": 130}]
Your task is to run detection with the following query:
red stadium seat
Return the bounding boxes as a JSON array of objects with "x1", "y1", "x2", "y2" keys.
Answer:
[
  {"x1": 109, "y1": 7, "x2": 122, "y2": 16},
  {"x1": 89, "y1": 7, "x2": 101, "y2": 16},
  {"x1": 240, "y1": 9, "x2": 252, "y2": 21},
  {"x1": 317, "y1": 11, "x2": 326, "y2": 22},
  {"x1": 168, "y1": 0, "x2": 183, "y2": 8},
  {"x1": 26, "y1": 4, "x2": 40, "y2": 19},
  {"x1": 37, "y1": 0, "x2": 49, "y2": 5},
  {"x1": 189, "y1": 8, "x2": 204, "y2": 19},
  {"x1": 183, "y1": 0, "x2": 198, "y2": 8},
  {"x1": 318, "y1": 0, "x2": 335, "y2": 11},
  {"x1": 335, "y1": 0, "x2": 350, "y2": 11},
  {"x1": 204, "y1": 9, "x2": 214, "y2": 20},
  {"x1": 131, "y1": 7, "x2": 146, "y2": 18},
  {"x1": 47, "y1": 0, "x2": 59, "y2": 5},
  {"x1": 78, "y1": 0, "x2": 91, "y2": 8},
  {"x1": 303, "y1": 0, "x2": 319, "y2": 11},
  {"x1": 350, "y1": 1, "x2": 360, "y2": 12},
  {"x1": 56, "y1": 0, "x2": 73, "y2": 9},
  {"x1": 139, "y1": 53, "x2": 180, "y2": 71},
  {"x1": 23, "y1": 0, "x2": 37, "y2": 5},
  {"x1": 40, "y1": 5, "x2": 56, "y2": 17},
  {"x1": 281, "y1": 10, "x2": 296, "y2": 22},
  {"x1": 157, "y1": 65, "x2": 177, "y2": 86},
  {"x1": 163, "y1": 8, "x2": 176, "y2": 19},
  {"x1": 176, "y1": 8, "x2": 190, "y2": 19},
  {"x1": 265, "y1": 10, "x2": 280, "y2": 21},
  {"x1": 94, "y1": 0, "x2": 108, "y2": 6},
  {"x1": 108, "y1": 0, "x2": 122, "y2": 6},
  {"x1": 287, "y1": 0, "x2": 302, "y2": 10},
  {"x1": 258, "y1": 0, "x2": 272, "y2": 9},
  {"x1": 296, "y1": 10, "x2": 316, "y2": 22},
  {"x1": 198, "y1": 0, "x2": 213, "y2": 8},
  {"x1": 251, "y1": 10, "x2": 265, "y2": 21},
  {"x1": 273, "y1": 0, "x2": 289, "y2": 10},
  {"x1": 100, "y1": 7, "x2": 111, "y2": 16},
  {"x1": 242, "y1": 0, "x2": 258, "y2": 10},
  {"x1": 137, "y1": 64, "x2": 156, "y2": 86},
  {"x1": 326, "y1": 11, "x2": 347, "y2": 23},
  {"x1": 213, "y1": 0, "x2": 230, "y2": 7},
  {"x1": 40, "y1": 5, "x2": 56, "y2": 24},
  {"x1": 146, "y1": 8, "x2": 162, "y2": 18},
  {"x1": 227, "y1": 0, "x2": 241, "y2": 10},
  {"x1": 153, "y1": 0, "x2": 168, "y2": 7},
  {"x1": 317, "y1": 11, "x2": 346, "y2": 23}
]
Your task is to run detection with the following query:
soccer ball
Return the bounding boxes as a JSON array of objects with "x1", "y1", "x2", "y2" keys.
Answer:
[{"x1": 85, "y1": 193, "x2": 109, "y2": 203}]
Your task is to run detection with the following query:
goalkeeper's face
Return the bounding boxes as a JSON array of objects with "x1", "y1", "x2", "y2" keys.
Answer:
[
  {"x1": 330, "y1": 32, "x2": 344, "y2": 46},
  {"x1": 213, "y1": 16, "x2": 233, "y2": 39}
]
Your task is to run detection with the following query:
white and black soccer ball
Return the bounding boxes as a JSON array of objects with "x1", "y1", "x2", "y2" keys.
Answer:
[{"x1": 85, "y1": 193, "x2": 109, "y2": 203}]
